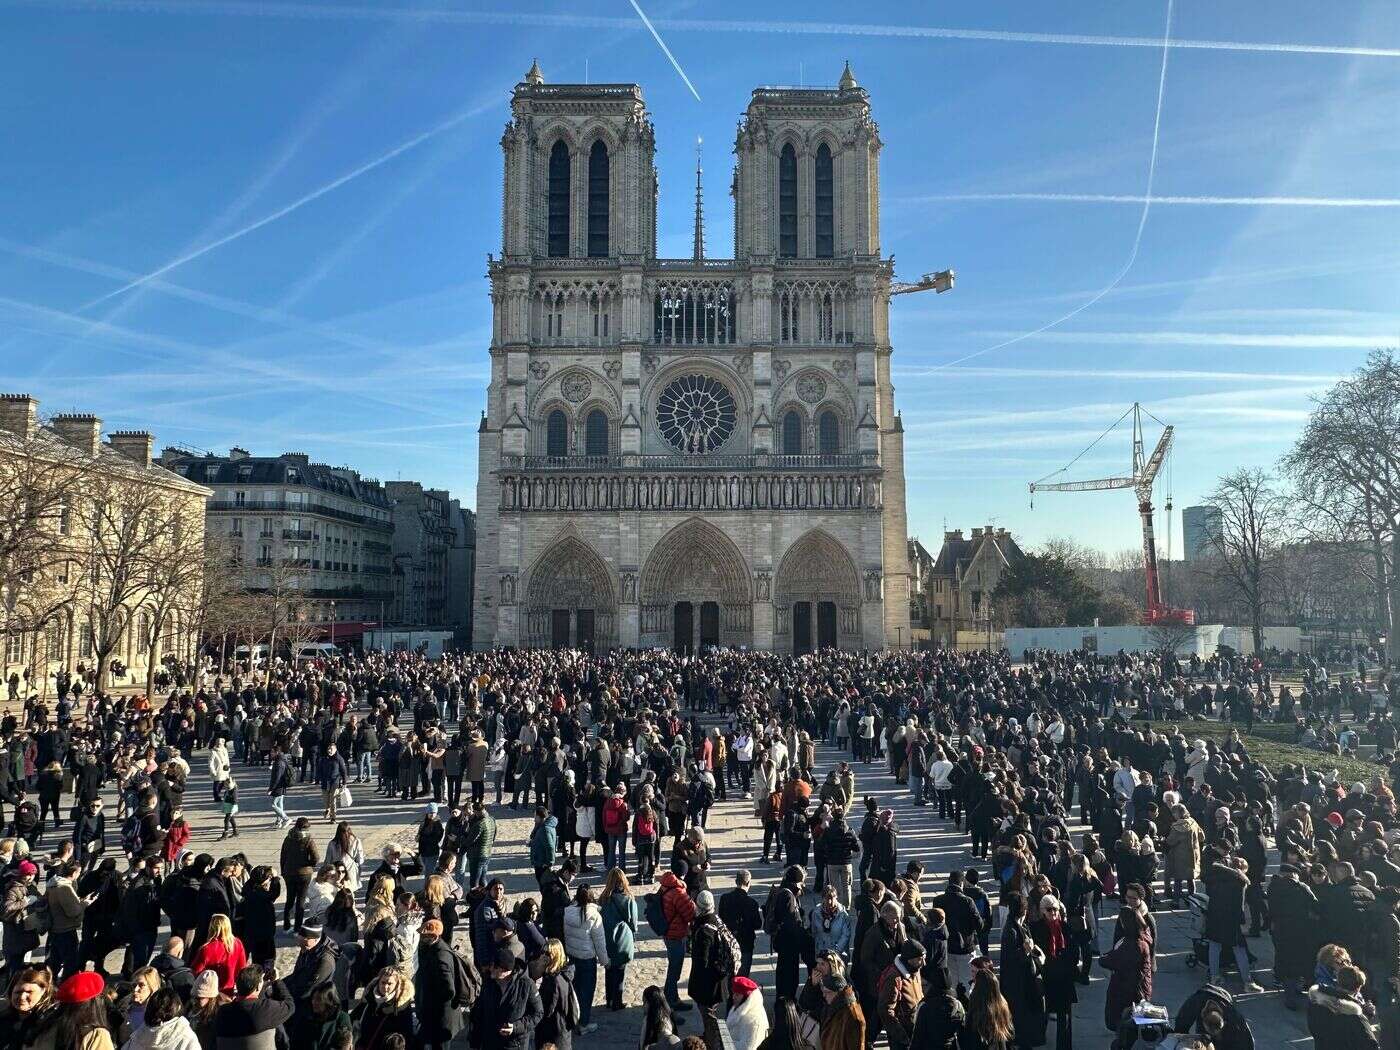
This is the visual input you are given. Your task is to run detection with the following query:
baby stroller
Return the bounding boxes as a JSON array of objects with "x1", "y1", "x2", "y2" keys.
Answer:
[{"x1": 1184, "y1": 892, "x2": 1256, "y2": 971}]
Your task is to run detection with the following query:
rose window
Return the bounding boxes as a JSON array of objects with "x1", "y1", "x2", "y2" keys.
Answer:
[{"x1": 656, "y1": 375, "x2": 737, "y2": 454}]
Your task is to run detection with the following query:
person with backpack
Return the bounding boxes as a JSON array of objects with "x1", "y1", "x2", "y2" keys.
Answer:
[
  {"x1": 599, "y1": 868, "x2": 639, "y2": 1011},
  {"x1": 687, "y1": 889, "x2": 736, "y2": 1048},
  {"x1": 656, "y1": 870, "x2": 696, "y2": 1013},
  {"x1": 415, "y1": 916, "x2": 477, "y2": 1050}
]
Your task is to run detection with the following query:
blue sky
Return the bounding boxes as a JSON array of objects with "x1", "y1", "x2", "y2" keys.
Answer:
[{"x1": 4, "y1": 0, "x2": 1398, "y2": 556}]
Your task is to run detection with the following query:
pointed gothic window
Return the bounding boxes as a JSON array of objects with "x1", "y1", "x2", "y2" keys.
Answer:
[
  {"x1": 584, "y1": 409, "x2": 609, "y2": 456},
  {"x1": 588, "y1": 141, "x2": 610, "y2": 257},
  {"x1": 546, "y1": 409, "x2": 568, "y2": 457},
  {"x1": 815, "y1": 143, "x2": 834, "y2": 258},
  {"x1": 782, "y1": 410, "x2": 803, "y2": 455},
  {"x1": 818, "y1": 410, "x2": 840, "y2": 454},
  {"x1": 779, "y1": 144, "x2": 798, "y2": 258},
  {"x1": 548, "y1": 141, "x2": 570, "y2": 258}
]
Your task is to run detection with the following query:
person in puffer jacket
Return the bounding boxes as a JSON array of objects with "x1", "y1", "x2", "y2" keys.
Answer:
[
  {"x1": 562, "y1": 885, "x2": 608, "y2": 1034},
  {"x1": 127, "y1": 987, "x2": 202, "y2": 1050},
  {"x1": 658, "y1": 870, "x2": 696, "y2": 1010}
]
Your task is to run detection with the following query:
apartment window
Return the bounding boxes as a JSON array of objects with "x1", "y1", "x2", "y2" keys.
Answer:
[
  {"x1": 5, "y1": 633, "x2": 22, "y2": 664},
  {"x1": 234, "y1": 491, "x2": 246, "y2": 507},
  {"x1": 230, "y1": 518, "x2": 242, "y2": 536},
  {"x1": 57, "y1": 503, "x2": 70, "y2": 535},
  {"x1": 261, "y1": 518, "x2": 273, "y2": 537}
]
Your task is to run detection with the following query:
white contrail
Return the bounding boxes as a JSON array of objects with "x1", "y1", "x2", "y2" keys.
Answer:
[
  {"x1": 915, "y1": 191, "x2": 1400, "y2": 208},
  {"x1": 628, "y1": 0, "x2": 701, "y2": 102},
  {"x1": 78, "y1": 92, "x2": 504, "y2": 309},
  {"x1": 924, "y1": 0, "x2": 1176, "y2": 375},
  {"x1": 7, "y1": 1, "x2": 1400, "y2": 59}
]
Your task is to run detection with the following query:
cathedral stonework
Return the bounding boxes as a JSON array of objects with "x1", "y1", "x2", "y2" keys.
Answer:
[{"x1": 472, "y1": 63, "x2": 912, "y2": 653}]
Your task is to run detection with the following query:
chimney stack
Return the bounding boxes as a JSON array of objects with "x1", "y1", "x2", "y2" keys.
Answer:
[
  {"x1": 109, "y1": 431, "x2": 154, "y2": 469},
  {"x1": 0, "y1": 394, "x2": 38, "y2": 439},
  {"x1": 229, "y1": 447, "x2": 250, "y2": 460},
  {"x1": 52, "y1": 413, "x2": 102, "y2": 456}
]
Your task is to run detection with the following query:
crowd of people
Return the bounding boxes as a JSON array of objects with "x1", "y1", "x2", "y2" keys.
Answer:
[{"x1": 0, "y1": 642, "x2": 1388, "y2": 1050}]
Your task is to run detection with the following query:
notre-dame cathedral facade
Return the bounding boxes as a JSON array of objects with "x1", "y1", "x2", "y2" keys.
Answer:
[{"x1": 472, "y1": 62, "x2": 912, "y2": 653}]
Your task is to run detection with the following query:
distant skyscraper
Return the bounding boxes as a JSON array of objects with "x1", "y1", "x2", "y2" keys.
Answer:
[{"x1": 1182, "y1": 504, "x2": 1222, "y2": 561}]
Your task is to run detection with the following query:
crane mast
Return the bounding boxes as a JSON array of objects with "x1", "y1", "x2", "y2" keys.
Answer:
[{"x1": 1029, "y1": 403, "x2": 1194, "y2": 626}]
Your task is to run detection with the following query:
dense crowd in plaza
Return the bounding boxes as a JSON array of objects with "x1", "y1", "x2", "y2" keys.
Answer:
[{"x1": 0, "y1": 641, "x2": 1391, "y2": 1050}]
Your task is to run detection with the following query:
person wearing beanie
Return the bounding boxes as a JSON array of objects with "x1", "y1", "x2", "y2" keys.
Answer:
[
  {"x1": 876, "y1": 939, "x2": 925, "y2": 1050},
  {"x1": 469, "y1": 947, "x2": 542, "y2": 1050},
  {"x1": 285, "y1": 918, "x2": 339, "y2": 1009},
  {"x1": 687, "y1": 887, "x2": 728, "y2": 1047},
  {"x1": 821, "y1": 969, "x2": 868, "y2": 1050},
  {"x1": 416, "y1": 911, "x2": 471, "y2": 1050},
  {"x1": 190, "y1": 969, "x2": 220, "y2": 1002}
]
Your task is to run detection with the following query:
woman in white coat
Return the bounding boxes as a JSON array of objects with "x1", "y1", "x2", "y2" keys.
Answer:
[
  {"x1": 563, "y1": 884, "x2": 608, "y2": 1034},
  {"x1": 207, "y1": 740, "x2": 230, "y2": 803},
  {"x1": 726, "y1": 977, "x2": 769, "y2": 1050}
]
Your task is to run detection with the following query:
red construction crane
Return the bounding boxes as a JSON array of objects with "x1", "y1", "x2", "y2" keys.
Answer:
[{"x1": 1029, "y1": 403, "x2": 1194, "y2": 626}]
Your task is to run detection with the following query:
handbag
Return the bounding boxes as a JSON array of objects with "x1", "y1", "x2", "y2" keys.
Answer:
[{"x1": 336, "y1": 785, "x2": 353, "y2": 809}]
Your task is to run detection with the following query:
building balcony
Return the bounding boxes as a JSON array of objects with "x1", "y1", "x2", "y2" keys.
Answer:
[
  {"x1": 208, "y1": 500, "x2": 392, "y2": 532},
  {"x1": 509, "y1": 452, "x2": 877, "y2": 473},
  {"x1": 363, "y1": 540, "x2": 392, "y2": 554},
  {"x1": 283, "y1": 529, "x2": 314, "y2": 541}
]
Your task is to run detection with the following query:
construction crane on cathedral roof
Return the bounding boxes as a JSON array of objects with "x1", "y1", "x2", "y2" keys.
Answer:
[
  {"x1": 889, "y1": 270, "x2": 955, "y2": 296},
  {"x1": 1028, "y1": 402, "x2": 1195, "y2": 626}
]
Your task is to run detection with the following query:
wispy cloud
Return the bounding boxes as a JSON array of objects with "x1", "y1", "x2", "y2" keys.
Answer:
[
  {"x1": 628, "y1": 0, "x2": 702, "y2": 102},
  {"x1": 969, "y1": 329, "x2": 1395, "y2": 349},
  {"x1": 9, "y1": 2, "x2": 1400, "y2": 59},
  {"x1": 919, "y1": 0, "x2": 1176, "y2": 374},
  {"x1": 77, "y1": 88, "x2": 507, "y2": 310},
  {"x1": 909, "y1": 191, "x2": 1400, "y2": 208},
  {"x1": 892, "y1": 365, "x2": 1343, "y2": 384}
]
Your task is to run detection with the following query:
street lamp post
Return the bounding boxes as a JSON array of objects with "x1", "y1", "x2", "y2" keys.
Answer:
[{"x1": 329, "y1": 601, "x2": 337, "y2": 649}]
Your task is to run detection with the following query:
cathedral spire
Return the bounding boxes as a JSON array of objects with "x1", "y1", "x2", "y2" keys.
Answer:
[
  {"x1": 692, "y1": 136, "x2": 705, "y2": 261},
  {"x1": 838, "y1": 60, "x2": 858, "y2": 91},
  {"x1": 524, "y1": 59, "x2": 544, "y2": 85}
]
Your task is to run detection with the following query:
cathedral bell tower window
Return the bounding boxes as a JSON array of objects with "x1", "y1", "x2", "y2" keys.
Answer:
[
  {"x1": 587, "y1": 141, "x2": 609, "y2": 258},
  {"x1": 815, "y1": 143, "x2": 834, "y2": 258},
  {"x1": 778, "y1": 144, "x2": 798, "y2": 258},
  {"x1": 548, "y1": 141, "x2": 570, "y2": 258}
]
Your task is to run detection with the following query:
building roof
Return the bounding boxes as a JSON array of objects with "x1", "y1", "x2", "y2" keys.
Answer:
[
  {"x1": 0, "y1": 424, "x2": 210, "y2": 498},
  {"x1": 164, "y1": 451, "x2": 390, "y2": 508}
]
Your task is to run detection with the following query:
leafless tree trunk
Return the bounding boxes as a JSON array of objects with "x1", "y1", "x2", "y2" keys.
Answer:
[{"x1": 1206, "y1": 468, "x2": 1289, "y2": 653}]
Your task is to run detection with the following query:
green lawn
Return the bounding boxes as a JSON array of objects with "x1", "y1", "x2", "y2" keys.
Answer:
[{"x1": 1130, "y1": 718, "x2": 1383, "y2": 785}]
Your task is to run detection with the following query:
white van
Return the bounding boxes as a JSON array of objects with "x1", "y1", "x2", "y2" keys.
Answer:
[{"x1": 294, "y1": 642, "x2": 342, "y2": 663}]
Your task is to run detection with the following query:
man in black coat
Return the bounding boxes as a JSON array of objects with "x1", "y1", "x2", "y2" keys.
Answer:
[
  {"x1": 1319, "y1": 861, "x2": 1377, "y2": 965},
  {"x1": 214, "y1": 964, "x2": 296, "y2": 1047},
  {"x1": 469, "y1": 948, "x2": 543, "y2": 1050},
  {"x1": 688, "y1": 892, "x2": 728, "y2": 1050},
  {"x1": 120, "y1": 859, "x2": 163, "y2": 978},
  {"x1": 1267, "y1": 864, "x2": 1318, "y2": 1009},
  {"x1": 416, "y1": 918, "x2": 469, "y2": 1050},
  {"x1": 719, "y1": 870, "x2": 763, "y2": 978},
  {"x1": 928, "y1": 872, "x2": 981, "y2": 995},
  {"x1": 149, "y1": 935, "x2": 195, "y2": 1001},
  {"x1": 285, "y1": 920, "x2": 340, "y2": 1012}
]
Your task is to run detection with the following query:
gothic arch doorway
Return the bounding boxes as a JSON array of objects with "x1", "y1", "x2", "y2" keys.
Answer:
[
  {"x1": 525, "y1": 536, "x2": 617, "y2": 651},
  {"x1": 774, "y1": 529, "x2": 862, "y2": 653},
  {"x1": 640, "y1": 518, "x2": 752, "y2": 650}
]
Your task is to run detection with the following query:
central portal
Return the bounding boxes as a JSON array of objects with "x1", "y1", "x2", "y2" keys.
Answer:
[{"x1": 673, "y1": 601, "x2": 694, "y2": 653}]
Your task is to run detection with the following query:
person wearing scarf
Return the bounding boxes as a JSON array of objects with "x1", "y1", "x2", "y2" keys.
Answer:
[{"x1": 1031, "y1": 894, "x2": 1078, "y2": 1050}]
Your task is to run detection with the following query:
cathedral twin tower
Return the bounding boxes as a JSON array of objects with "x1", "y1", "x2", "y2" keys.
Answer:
[{"x1": 472, "y1": 61, "x2": 912, "y2": 653}]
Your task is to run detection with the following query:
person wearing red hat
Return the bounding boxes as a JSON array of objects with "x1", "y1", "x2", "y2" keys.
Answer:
[
  {"x1": 54, "y1": 971, "x2": 111, "y2": 1050},
  {"x1": 726, "y1": 977, "x2": 767, "y2": 1050}
]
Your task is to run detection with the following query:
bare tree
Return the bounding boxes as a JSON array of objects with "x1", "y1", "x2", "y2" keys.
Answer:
[
  {"x1": 1285, "y1": 351, "x2": 1400, "y2": 656},
  {"x1": 1205, "y1": 468, "x2": 1290, "y2": 653},
  {"x1": 76, "y1": 468, "x2": 198, "y2": 690},
  {"x1": 0, "y1": 424, "x2": 87, "y2": 671},
  {"x1": 135, "y1": 506, "x2": 206, "y2": 700}
]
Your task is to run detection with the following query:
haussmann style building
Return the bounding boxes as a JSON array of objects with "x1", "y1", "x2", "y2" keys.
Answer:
[{"x1": 473, "y1": 62, "x2": 913, "y2": 653}]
